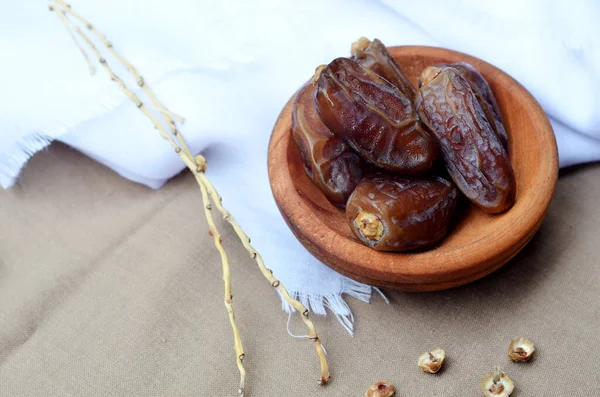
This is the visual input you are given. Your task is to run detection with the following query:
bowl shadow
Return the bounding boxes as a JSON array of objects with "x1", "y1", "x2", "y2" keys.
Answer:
[{"x1": 383, "y1": 172, "x2": 573, "y2": 322}]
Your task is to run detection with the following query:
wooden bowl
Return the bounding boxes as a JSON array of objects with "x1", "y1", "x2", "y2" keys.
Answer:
[{"x1": 268, "y1": 46, "x2": 558, "y2": 291}]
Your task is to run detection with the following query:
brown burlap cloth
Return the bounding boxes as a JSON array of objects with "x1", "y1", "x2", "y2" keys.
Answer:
[{"x1": 1, "y1": 144, "x2": 599, "y2": 396}]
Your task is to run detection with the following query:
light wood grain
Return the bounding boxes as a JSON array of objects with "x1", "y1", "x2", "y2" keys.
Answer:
[{"x1": 268, "y1": 46, "x2": 558, "y2": 291}]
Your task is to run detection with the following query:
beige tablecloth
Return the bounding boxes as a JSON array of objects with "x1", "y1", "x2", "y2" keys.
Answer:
[{"x1": 1, "y1": 144, "x2": 600, "y2": 396}]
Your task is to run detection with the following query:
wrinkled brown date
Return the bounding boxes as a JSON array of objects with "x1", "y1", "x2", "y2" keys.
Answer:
[
  {"x1": 292, "y1": 81, "x2": 363, "y2": 207},
  {"x1": 315, "y1": 57, "x2": 437, "y2": 175},
  {"x1": 351, "y1": 37, "x2": 416, "y2": 99},
  {"x1": 346, "y1": 175, "x2": 459, "y2": 252},
  {"x1": 425, "y1": 62, "x2": 509, "y2": 150},
  {"x1": 416, "y1": 66, "x2": 515, "y2": 214}
]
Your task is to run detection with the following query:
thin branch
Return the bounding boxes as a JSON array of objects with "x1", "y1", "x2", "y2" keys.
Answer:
[
  {"x1": 48, "y1": 0, "x2": 331, "y2": 390},
  {"x1": 199, "y1": 177, "x2": 246, "y2": 396},
  {"x1": 54, "y1": 0, "x2": 191, "y2": 157},
  {"x1": 49, "y1": 1, "x2": 244, "y2": 393},
  {"x1": 48, "y1": 5, "x2": 95, "y2": 74},
  {"x1": 198, "y1": 172, "x2": 331, "y2": 384}
]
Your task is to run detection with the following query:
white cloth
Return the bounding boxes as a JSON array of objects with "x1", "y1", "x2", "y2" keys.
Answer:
[{"x1": 2, "y1": 0, "x2": 599, "y2": 331}]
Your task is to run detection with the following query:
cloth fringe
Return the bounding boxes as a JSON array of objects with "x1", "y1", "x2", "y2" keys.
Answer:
[
  {"x1": 280, "y1": 278, "x2": 373, "y2": 336},
  {"x1": 0, "y1": 133, "x2": 53, "y2": 189}
]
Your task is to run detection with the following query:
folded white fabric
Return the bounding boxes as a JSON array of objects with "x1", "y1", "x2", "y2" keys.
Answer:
[{"x1": 1, "y1": 0, "x2": 599, "y2": 330}]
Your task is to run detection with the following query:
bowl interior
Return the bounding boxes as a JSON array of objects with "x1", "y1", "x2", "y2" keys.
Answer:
[{"x1": 269, "y1": 46, "x2": 558, "y2": 290}]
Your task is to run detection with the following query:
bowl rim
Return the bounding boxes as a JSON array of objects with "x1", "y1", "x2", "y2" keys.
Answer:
[{"x1": 268, "y1": 45, "x2": 558, "y2": 288}]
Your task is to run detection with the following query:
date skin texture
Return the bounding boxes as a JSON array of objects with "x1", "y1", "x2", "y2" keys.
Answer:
[
  {"x1": 416, "y1": 66, "x2": 516, "y2": 214},
  {"x1": 351, "y1": 37, "x2": 416, "y2": 99},
  {"x1": 425, "y1": 62, "x2": 509, "y2": 151},
  {"x1": 346, "y1": 175, "x2": 458, "y2": 252},
  {"x1": 292, "y1": 82, "x2": 363, "y2": 207},
  {"x1": 315, "y1": 57, "x2": 437, "y2": 175}
]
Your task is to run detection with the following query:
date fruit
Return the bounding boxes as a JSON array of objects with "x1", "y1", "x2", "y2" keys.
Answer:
[
  {"x1": 346, "y1": 175, "x2": 458, "y2": 252},
  {"x1": 416, "y1": 66, "x2": 515, "y2": 214},
  {"x1": 351, "y1": 37, "x2": 416, "y2": 99},
  {"x1": 292, "y1": 81, "x2": 363, "y2": 207},
  {"x1": 315, "y1": 57, "x2": 437, "y2": 175},
  {"x1": 426, "y1": 62, "x2": 509, "y2": 150}
]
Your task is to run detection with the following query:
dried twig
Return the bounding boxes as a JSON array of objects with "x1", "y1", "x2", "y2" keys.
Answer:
[
  {"x1": 49, "y1": 3, "x2": 95, "y2": 75},
  {"x1": 48, "y1": 0, "x2": 331, "y2": 392},
  {"x1": 198, "y1": 173, "x2": 331, "y2": 384},
  {"x1": 48, "y1": 1, "x2": 245, "y2": 392},
  {"x1": 199, "y1": 177, "x2": 246, "y2": 395}
]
